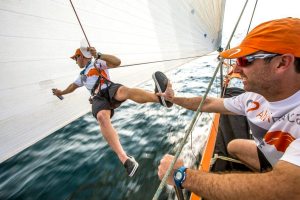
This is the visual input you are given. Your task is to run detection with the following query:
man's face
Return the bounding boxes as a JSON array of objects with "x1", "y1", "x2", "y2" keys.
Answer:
[
  {"x1": 233, "y1": 52, "x2": 280, "y2": 94},
  {"x1": 74, "y1": 54, "x2": 85, "y2": 68}
]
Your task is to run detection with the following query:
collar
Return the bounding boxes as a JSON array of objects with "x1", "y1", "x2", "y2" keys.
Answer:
[{"x1": 80, "y1": 60, "x2": 92, "y2": 75}]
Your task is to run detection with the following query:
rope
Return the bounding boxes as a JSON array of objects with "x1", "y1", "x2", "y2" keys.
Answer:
[
  {"x1": 119, "y1": 54, "x2": 210, "y2": 68},
  {"x1": 210, "y1": 154, "x2": 243, "y2": 166},
  {"x1": 152, "y1": 1, "x2": 249, "y2": 199},
  {"x1": 246, "y1": 0, "x2": 259, "y2": 34},
  {"x1": 152, "y1": 60, "x2": 223, "y2": 200},
  {"x1": 69, "y1": 0, "x2": 91, "y2": 47}
]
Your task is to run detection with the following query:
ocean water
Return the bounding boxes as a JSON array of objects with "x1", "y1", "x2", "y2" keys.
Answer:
[{"x1": 0, "y1": 55, "x2": 220, "y2": 200}]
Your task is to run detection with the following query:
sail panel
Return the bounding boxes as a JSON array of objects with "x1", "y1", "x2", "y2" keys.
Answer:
[{"x1": 0, "y1": 0, "x2": 225, "y2": 163}]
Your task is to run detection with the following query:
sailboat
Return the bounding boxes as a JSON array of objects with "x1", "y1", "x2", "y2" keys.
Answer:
[{"x1": 0, "y1": 0, "x2": 225, "y2": 164}]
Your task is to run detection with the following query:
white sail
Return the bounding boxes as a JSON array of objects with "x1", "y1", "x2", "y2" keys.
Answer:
[{"x1": 0, "y1": 0, "x2": 225, "y2": 163}]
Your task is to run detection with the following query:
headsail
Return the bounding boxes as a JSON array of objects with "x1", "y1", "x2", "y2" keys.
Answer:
[{"x1": 0, "y1": 0, "x2": 225, "y2": 163}]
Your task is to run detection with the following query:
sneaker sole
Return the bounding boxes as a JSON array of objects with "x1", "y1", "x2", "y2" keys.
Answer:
[
  {"x1": 129, "y1": 162, "x2": 139, "y2": 177},
  {"x1": 152, "y1": 73, "x2": 168, "y2": 107}
]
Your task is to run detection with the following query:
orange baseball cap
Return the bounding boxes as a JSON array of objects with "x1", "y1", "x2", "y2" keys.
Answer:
[
  {"x1": 70, "y1": 48, "x2": 92, "y2": 60},
  {"x1": 220, "y1": 17, "x2": 300, "y2": 59}
]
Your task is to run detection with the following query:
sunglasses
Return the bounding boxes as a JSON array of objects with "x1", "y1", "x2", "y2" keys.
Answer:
[
  {"x1": 74, "y1": 54, "x2": 81, "y2": 61},
  {"x1": 236, "y1": 53, "x2": 279, "y2": 67}
]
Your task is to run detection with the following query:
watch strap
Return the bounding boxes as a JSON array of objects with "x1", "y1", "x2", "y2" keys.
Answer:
[
  {"x1": 174, "y1": 166, "x2": 187, "y2": 189},
  {"x1": 96, "y1": 52, "x2": 102, "y2": 59}
]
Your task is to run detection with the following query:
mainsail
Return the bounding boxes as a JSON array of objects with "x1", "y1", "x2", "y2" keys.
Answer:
[{"x1": 0, "y1": 0, "x2": 225, "y2": 163}]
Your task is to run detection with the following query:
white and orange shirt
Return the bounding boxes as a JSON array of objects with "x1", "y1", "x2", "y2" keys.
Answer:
[
  {"x1": 224, "y1": 91, "x2": 300, "y2": 167},
  {"x1": 74, "y1": 60, "x2": 110, "y2": 93}
]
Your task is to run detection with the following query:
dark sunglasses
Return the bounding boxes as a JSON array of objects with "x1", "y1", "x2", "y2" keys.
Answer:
[
  {"x1": 236, "y1": 53, "x2": 279, "y2": 67},
  {"x1": 74, "y1": 54, "x2": 81, "y2": 61}
]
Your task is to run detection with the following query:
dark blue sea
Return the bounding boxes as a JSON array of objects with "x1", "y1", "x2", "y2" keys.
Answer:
[{"x1": 0, "y1": 55, "x2": 220, "y2": 200}]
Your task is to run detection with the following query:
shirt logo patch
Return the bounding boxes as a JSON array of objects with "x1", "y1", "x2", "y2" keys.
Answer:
[
  {"x1": 264, "y1": 131, "x2": 295, "y2": 152},
  {"x1": 246, "y1": 100, "x2": 260, "y2": 112}
]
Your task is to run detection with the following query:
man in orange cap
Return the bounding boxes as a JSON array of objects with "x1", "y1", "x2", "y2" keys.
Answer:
[
  {"x1": 52, "y1": 46, "x2": 172, "y2": 177},
  {"x1": 157, "y1": 17, "x2": 300, "y2": 198}
]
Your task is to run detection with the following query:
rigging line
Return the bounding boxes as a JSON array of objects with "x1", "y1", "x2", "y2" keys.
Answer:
[
  {"x1": 67, "y1": 1, "x2": 208, "y2": 40},
  {"x1": 152, "y1": 0, "x2": 249, "y2": 199},
  {"x1": 73, "y1": 2, "x2": 155, "y2": 32},
  {"x1": 246, "y1": 0, "x2": 259, "y2": 34},
  {"x1": 224, "y1": 0, "x2": 249, "y2": 50},
  {"x1": 152, "y1": 59, "x2": 223, "y2": 200},
  {"x1": 69, "y1": 0, "x2": 91, "y2": 47},
  {"x1": 57, "y1": 1, "x2": 175, "y2": 37},
  {"x1": 118, "y1": 55, "x2": 209, "y2": 68}
]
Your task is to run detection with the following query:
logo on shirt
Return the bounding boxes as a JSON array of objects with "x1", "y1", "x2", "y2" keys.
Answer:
[
  {"x1": 264, "y1": 131, "x2": 295, "y2": 152},
  {"x1": 246, "y1": 100, "x2": 260, "y2": 112}
]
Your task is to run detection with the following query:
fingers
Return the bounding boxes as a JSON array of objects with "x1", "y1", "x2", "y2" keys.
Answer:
[
  {"x1": 157, "y1": 154, "x2": 179, "y2": 186},
  {"x1": 158, "y1": 154, "x2": 173, "y2": 180},
  {"x1": 87, "y1": 47, "x2": 97, "y2": 57},
  {"x1": 157, "y1": 82, "x2": 174, "y2": 102},
  {"x1": 52, "y1": 88, "x2": 62, "y2": 96},
  {"x1": 52, "y1": 88, "x2": 57, "y2": 95}
]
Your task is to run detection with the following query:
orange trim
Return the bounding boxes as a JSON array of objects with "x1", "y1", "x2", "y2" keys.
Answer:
[
  {"x1": 87, "y1": 68, "x2": 100, "y2": 76},
  {"x1": 86, "y1": 68, "x2": 109, "y2": 85},
  {"x1": 190, "y1": 113, "x2": 220, "y2": 200}
]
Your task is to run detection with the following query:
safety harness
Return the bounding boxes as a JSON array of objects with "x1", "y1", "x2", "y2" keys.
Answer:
[{"x1": 90, "y1": 60, "x2": 112, "y2": 104}]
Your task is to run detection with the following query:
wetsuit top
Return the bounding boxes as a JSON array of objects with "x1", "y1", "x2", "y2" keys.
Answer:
[{"x1": 224, "y1": 91, "x2": 300, "y2": 167}]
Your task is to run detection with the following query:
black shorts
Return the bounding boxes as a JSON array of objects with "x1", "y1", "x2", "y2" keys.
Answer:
[
  {"x1": 257, "y1": 147, "x2": 272, "y2": 172},
  {"x1": 92, "y1": 82, "x2": 125, "y2": 118}
]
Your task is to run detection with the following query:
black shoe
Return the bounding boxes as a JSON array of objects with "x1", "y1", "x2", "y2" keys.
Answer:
[
  {"x1": 124, "y1": 156, "x2": 139, "y2": 177},
  {"x1": 152, "y1": 71, "x2": 173, "y2": 108}
]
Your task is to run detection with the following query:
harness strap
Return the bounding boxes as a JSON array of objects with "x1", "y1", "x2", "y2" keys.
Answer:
[{"x1": 91, "y1": 61, "x2": 112, "y2": 105}]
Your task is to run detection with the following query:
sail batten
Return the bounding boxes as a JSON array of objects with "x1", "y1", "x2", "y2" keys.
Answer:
[{"x1": 0, "y1": 0, "x2": 225, "y2": 163}]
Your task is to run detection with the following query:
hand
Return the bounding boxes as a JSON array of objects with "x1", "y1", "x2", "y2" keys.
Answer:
[
  {"x1": 157, "y1": 154, "x2": 184, "y2": 186},
  {"x1": 156, "y1": 81, "x2": 174, "y2": 102},
  {"x1": 52, "y1": 88, "x2": 63, "y2": 96},
  {"x1": 87, "y1": 47, "x2": 97, "y2": 58}
]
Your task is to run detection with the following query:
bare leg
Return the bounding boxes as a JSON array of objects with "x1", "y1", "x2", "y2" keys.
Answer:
[
  {"x1": 97, "y1": 109, "x2": 128, "y2": 164},
  {"x1": 227, "y1": 139, "x2": 260, "y2": 172},
  {"x1": 114, "y1": 86, "x2": 159, "y2": 103}
]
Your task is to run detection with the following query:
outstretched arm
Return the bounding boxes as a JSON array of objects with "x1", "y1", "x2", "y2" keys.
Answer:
[
  {"x1": 52, "y1": 83, "x2": 79, "y2": 97},
  {"x1": 88, "y1": 47, "x2": 121, "y2": 68},
  {"x1": 158, "y1": 154, "x2": 300, "y2": 200},
  {"x1": 158, "y1": 82, "x2": 234, "y2": 114}
]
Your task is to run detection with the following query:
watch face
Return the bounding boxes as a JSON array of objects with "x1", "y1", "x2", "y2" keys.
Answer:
[{"x1": 175, "y1": 172, "x2": 183, "y2": 180}]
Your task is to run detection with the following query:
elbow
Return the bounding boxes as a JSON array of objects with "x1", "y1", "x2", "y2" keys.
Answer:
[
  {"x1": 111, "y1": 58, "x2": 121, "y2": 67},
  {"x1": 116, "y1": 59, "x2": 121, "y2": 66}
]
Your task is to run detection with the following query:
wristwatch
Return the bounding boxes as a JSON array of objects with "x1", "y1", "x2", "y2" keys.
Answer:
[
  {"x1": 174, "y1": 166, "x2": 187, "y2": 189},
  {"x1": 96, "y1": 52, "x2": 102, "y2": 59}
]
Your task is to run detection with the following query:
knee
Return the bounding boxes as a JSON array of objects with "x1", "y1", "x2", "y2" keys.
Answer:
[
  {"x1": 115, "y1": 86, "x2": 129, "y2": 100},
  {"x1": 227, "y1": 139, "x2": 240, "y2": 157},
  {"x1": 96, "y1": 111, "x2": 110, "y2": 125}
]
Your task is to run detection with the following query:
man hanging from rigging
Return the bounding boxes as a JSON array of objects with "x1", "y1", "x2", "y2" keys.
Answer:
[{"x1": 52, "y1": 46, "x2": 172, "y2": 177}]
